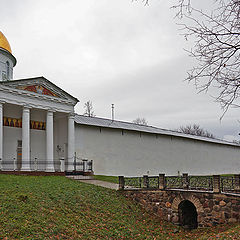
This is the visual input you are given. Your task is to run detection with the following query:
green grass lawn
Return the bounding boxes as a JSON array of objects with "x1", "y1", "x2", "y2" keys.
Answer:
[{"x1": 0, "y1": 175, "x2": 239, "y2": 239}]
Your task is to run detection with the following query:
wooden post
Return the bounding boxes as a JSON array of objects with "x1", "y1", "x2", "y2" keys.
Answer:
[
  {"x1": 234, "y1": 174, "x2": 240, "y2": 191},
  {"x1": 213, "y1": 175, "x2": 221, "y2": 193},
  {"x1": 159, "y1": 174, "x2": 165, "y2": 190},
  {"x1": 119, "y1": 176, "x2": 125, "y2": 190},
  {"x1": 143, "y1": 175, "x2": 149, "y2": 189},
  {"x1": 182, "y1": 173, "x2": 189, "y2": 189}
]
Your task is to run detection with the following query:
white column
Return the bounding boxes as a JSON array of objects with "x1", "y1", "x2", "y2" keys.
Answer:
[
  {"x1": 22, "y1": 107, "x2": 30, "y2": 171},
  {"x1": 0, "y1": 103, "x2": 3, "y2": 165},
  {"x1": 67, "y1": 113, "x2": 75, "y2": 171},
  {"x1": 46, "y1": 111, "x2": 54, "y2": 172}
]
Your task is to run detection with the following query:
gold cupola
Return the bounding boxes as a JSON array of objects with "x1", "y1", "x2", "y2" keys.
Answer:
[
  {"x1": 0, "y1": 31, "x2": 16, "y2": 81},
  {"x1": 0, "y1": 31, "x2": 12, "y2": 54}
]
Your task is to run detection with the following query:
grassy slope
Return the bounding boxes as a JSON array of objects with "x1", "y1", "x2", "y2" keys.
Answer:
[{"x1": 0, "y1": 175, "x2": 239, "y2": 240}]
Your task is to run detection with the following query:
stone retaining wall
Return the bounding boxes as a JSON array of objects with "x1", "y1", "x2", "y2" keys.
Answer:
[{"x1": 121, "y1": 189, "x2": 240, "y2": 227}]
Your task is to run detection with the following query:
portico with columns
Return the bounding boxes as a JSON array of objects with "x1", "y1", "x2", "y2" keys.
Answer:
[
  {"x1": 0, "y1": 31, "x2": 88, "y2": 175},
  {"x1": 0, "y1": 77, "x2": 78, "y2": 173}
]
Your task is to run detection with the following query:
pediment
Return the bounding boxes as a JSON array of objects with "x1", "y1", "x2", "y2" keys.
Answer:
[
  {"x1": 17, "y1": 84, "x2": 59, "y2": 97},
  {"x1": 0, "y1": 76, "x2": 79, "y2": 104}
]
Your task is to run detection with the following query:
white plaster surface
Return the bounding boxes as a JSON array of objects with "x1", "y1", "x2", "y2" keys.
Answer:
[
  {"x1": 75, "y1": 124, "x2": 240, "y2": 176},
  {"x1": 2, "y1": 104, "x2": 69, "y2": 171},
  {"x1": 0, "y1": 51, "x2": 14, "y2": 80}
]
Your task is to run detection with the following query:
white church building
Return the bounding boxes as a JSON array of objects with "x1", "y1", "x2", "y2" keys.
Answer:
[{"x1": 0, "y1": 31, "x2": 239, "y2": 176}]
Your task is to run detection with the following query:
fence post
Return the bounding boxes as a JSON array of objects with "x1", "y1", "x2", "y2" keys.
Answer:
[
  {"x1": 0, "y1": 158, "x2": 2, "y2": 171},
  {"x1": 182, "y1": 173, "x2": 189, "y2": 189},
  {"x1": 34, "y1": 158, "x2": 37, "y2": 171},
  {"x1": 60, "y1": 158, "x2": 65, "y2": 172},
  {"x1": 13, "y1": 158, "x2": 16, "y2": 171},
  {"x1": 234, "y1": 174, "x2": 240, "y2": 191},
  {"x1": 119, "y1": 176, "x2": 125, "y2": 190},
  {"x1": 159, "y1": 174, "x2": 165, "y2": 190},
  {"x1": 143, "y1": 175, "x2": 149, "y2": 189},
  {"x1": 213, "y1": 175, "x2": 221, "y2": 193}
]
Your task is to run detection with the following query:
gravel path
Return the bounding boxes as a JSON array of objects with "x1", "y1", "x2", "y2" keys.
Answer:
[{"x1": 79, "y1": 179, "x2": 119, "y2": 190}]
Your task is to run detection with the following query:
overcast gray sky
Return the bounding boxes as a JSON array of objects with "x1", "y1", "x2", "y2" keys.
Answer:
[{"x1": 1, "y1": 0, "x2": 239, "y2": 141}]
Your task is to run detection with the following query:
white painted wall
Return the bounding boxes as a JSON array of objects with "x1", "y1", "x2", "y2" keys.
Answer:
[
  {"x1": 3, "y1": 104, "x2": 22, "y2": 169},
  {"x1": 54, "y1": 115, "x2": 68, "y2": 170},
  {"x1": 75, "y1": 124, "x2": 240, "y2": 176},
  {"x1": 3, "y1": 126, "x2": 21, "y2": 162},
  {"x1": 3, "y1": 105, "x2": 46, "y2": 169},
  {"x1": 0, "y1": 51, "x2": 14, "y2": 81}
]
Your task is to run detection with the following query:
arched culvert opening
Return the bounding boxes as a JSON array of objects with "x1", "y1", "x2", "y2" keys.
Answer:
[{"x1": 178, "y1": 200, "x2": 198, "y2": 229}]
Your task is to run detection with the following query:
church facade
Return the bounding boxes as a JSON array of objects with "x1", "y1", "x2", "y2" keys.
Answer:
[
  {"x1": 0, "y1": 31, "x2": 239, "y2": 176},
  {"x1": 0, "y1": 32, "x2": 78, "y2": 173}
]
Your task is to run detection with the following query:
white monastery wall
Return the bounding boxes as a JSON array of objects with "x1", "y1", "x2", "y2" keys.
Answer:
[{"x1": 75, "y1": 124, "x2": 240, "y2": 176}]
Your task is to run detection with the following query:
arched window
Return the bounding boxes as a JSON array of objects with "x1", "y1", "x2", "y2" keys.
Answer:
[{"x1": 6, "y1": 61, "x2": 10, "y2": 79}]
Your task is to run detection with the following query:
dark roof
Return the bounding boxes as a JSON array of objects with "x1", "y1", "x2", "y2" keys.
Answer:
[{"x1": 75, "y1": 114, "x2": 240, "y2": 147}]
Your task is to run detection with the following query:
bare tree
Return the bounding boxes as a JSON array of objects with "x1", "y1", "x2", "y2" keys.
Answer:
[
  {"x1": 133, "y1": 117, "x2": 148, "y2": 125},
  {"x1": 140, "y1": 0, "x2": 240, "y2": 117},
  {"x1": 178, "y1": 124, "x2": 215, "y2": 138},
  {"x1": 172, "y1": 0, "x2": 240, "y2": 117},
  {"x1": 83, "y1": 100, "x2": 95, "y2": 117}
]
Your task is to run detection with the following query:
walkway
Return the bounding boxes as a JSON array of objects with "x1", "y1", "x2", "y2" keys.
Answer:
[{"x1": 79, "y1": 179, "x2": 119, "y2": 190}]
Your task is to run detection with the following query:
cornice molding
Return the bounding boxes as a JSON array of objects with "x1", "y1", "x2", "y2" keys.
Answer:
[
  {"x1": 0, "y1": 84, "x2": 76, "y2": 106},
  {"x1": 0, "y1": 76, "x2": 79, "y2": 104}
]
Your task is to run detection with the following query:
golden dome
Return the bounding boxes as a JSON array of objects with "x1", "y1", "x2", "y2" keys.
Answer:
[{"x1": 0, "y1": 31, "x2": 12, "y2": 54}]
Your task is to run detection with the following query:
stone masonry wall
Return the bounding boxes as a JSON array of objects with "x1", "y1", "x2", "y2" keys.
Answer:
[{"x1": 121, "y1": 190, "x2": 240, "y2": 228}]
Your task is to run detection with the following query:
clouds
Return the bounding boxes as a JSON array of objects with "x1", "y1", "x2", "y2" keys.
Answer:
[{"x1": 1, "y1": 0, "x2": 239, "y2": 140}]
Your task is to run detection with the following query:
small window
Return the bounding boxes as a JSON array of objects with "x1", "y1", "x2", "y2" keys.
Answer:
[
  {"x1": 6, "y1": 61, "x2": 10, "y2": 79},
  {"x1": 2, "y1": 71, "x2": 7, "y2": 81}
]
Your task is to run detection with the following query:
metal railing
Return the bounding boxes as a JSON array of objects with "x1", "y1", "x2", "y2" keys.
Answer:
[
  {"x1": 221, "y1": 176, "x2": 235, "y2": 193},
  {"x1": 119, "y1": 173, "x2": 240, "y2": 194},
  {"x1": 0, "y1": 158, "x2": 93, "y2": 173},
  {"x1": 165, "y1": 176, "x2": 183, "y2": 189},
  {"x1": 124, "y1": 177, "x2": 143, "y2": 189},
  {"x1": 189, "y1": 175, "x2": 213, "y2": 191}
]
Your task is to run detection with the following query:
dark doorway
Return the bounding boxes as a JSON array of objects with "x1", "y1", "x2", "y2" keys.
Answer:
[{"x1": 178, "y1": 200, "x2": 198, "y2": 229}]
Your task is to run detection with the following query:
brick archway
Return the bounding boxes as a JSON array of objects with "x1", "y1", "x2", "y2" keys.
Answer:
[
  {"x1": 178, "y1": 200, "x2": 198, "y2": 229},
  {"x1": 171, "y1": 195, "x2": 204, "y2": 213}
]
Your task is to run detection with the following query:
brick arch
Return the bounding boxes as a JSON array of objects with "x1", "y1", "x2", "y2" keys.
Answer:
[{"x1": 171, "y1": 195, "x2": 204, "y2": 213}]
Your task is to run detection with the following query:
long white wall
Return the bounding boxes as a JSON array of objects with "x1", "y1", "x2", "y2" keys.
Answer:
[{"x1": 75, "y1": 124, "x2": 240, "y2": 176}]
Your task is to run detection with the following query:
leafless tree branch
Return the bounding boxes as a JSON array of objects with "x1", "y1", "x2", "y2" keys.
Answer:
[
  {"x1": 172, "y1": 0, "x2": 240, "y2": 117},
  {"x1": 178, "y1": 124, "x2": 215, "y2": 138},
  {"x1": 83, "y1": 100, "x2": 95, "y2": 117},
  {"x1": 133, "y1": 117, "x2": 148, "y2": 125}
]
